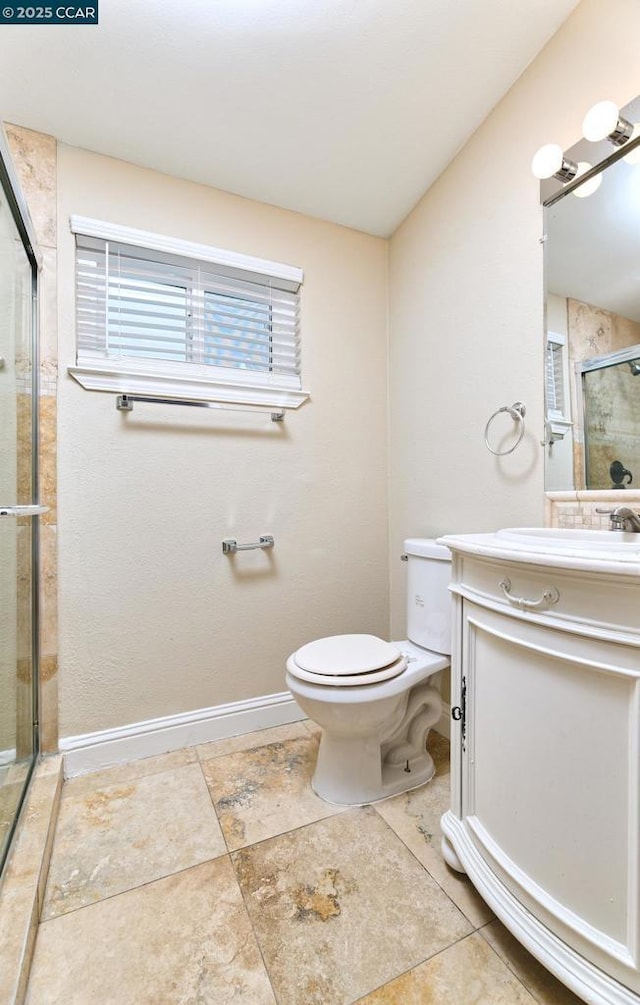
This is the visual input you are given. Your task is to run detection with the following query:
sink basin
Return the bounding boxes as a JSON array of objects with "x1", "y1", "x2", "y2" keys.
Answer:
[
  {"x1": 439, "y1": 527, "x2": 640, "y2": 572},
  {"x1": 496, "y1": 527, "x2": 640, "y2": 549}
]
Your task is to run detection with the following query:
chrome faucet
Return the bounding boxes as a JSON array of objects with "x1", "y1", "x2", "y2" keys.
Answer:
[{"x1": 609, "y1": 506, "x2": 640, "y2": 532}]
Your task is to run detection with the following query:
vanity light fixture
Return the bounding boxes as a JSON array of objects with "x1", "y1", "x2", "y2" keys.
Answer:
[
  {"x1": 531, "y1": 143, "x2": 577, "y2": 182},
  {"x1": 533, "y1": 98, "x2": 640, "y2": 195},
  {"x1": 582, "y1": 99, "x2": 640, "y2": 165},
  {"x1": 572, "y1": 162, "x2": 602, "y2": 199},
  {"x1": 531, "y1": 144, "x2": 600, "y2": 198},
  {"x1": 582, "y1": 100, "x2": 634, "y2": 146}
]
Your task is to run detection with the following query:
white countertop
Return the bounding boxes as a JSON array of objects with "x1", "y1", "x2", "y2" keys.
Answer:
[{"x1": 438, "y1": 528, "x2": 640, "y2": 577}]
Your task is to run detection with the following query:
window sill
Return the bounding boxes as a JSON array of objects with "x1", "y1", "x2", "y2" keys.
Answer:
[
  {"x1": 68, "y1": 365, "x2": 310, "y2": 410},
  {"x1": 546, "y1": 415, "x2": 573, "y2": 440}
]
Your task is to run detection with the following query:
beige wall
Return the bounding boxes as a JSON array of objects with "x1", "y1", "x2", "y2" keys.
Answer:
[
  {"x1": 388, "y1": 0, "x2": 640, "y2": 637},
  {"x1": 57, "y1": 147, "x2": 389, "y2": 737}
]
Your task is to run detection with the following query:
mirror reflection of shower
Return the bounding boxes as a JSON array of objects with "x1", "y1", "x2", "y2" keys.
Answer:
[
  {"x1": 581, "y1": 345, "x2": 640, "y2": 489},
  {"x1": 542, "y1": 93, "x2": 640, "y2": 492}
]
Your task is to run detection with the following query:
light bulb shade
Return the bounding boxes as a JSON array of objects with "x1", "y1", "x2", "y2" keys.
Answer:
[
  {"x1": 583, "y1": 100, "x2": 633, "y2": 146},
  {"x1": 531, "y1": 143, "x2": 563, "y2": 179},
  {"x1": 573, "y1": 162, "x2": 603, "y2": 198},
  {"x1": 531, "y1": 144, "x2": 577, "y2": 182}
]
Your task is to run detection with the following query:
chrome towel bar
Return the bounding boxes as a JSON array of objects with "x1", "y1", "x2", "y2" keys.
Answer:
[
  {"x1": 222, "y1": 535, "x2": 275, "y2": 555},
  {"x1": 116, "y1": 394, "x2": 285, "y2": 422}
]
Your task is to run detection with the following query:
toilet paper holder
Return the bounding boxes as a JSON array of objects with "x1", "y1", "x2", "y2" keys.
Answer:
[{"x1": 222, "y1": 535, "x2": 275, "y2": 555}]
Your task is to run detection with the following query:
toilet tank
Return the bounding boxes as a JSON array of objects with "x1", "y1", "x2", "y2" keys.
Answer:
[{"x1": 404, "y1": 538, "x2": 451, "y2": 656}]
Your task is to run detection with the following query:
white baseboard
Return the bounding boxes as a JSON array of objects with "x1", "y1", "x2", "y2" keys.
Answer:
[
  {"x1": 0, "y1": 747, "x2": 17, "y2": 767},
  {"x1": 60, "y1": 691, "x2": 306, "y2": 778}
]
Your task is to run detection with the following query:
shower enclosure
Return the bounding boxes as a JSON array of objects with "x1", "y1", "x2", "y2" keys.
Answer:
[{"x1": 0, "y1": 127, "x2": 42, "y2": 876}]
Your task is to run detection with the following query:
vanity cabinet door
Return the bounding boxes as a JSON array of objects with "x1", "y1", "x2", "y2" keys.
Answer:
[{"x1": 460, "y1": 599, "x2": 640, "y2": 992}]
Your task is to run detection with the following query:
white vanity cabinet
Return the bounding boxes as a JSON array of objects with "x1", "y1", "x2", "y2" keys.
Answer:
[{"x1": 439, "y1": 534, "x2": 640, "y2": 1005}]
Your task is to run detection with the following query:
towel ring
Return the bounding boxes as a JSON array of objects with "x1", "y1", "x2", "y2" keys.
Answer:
[{"x1": 484, "y1": 401, "x2": 526, "y2": 456}]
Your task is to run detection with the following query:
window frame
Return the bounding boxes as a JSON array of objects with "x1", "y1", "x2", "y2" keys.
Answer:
[
  {"x1": 545, "y1": 330, "x2": 572, "y2": 441},
  {"x1": 69, "y1": 217, "x2": 308, "y2": 410}
]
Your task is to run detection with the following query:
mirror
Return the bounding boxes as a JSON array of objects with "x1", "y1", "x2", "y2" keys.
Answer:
[{"x1": 543, "y1": 95, "x2": 640, "y2": 491}]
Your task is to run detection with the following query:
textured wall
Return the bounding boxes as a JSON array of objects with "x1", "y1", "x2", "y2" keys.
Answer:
[
  {"x1": 388, "y1": 0, "x2": 640, "y2": 639},
  {"x1": 56, "y1": 147, "x2": 390, "y2": 737}
]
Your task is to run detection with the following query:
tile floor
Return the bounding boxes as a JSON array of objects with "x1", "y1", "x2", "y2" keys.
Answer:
[{"x1": 24, "y1": 722, "x2": 584, "y2": 1004}]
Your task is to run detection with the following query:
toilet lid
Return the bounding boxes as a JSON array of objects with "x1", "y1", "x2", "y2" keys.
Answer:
[{"x1": 290, "y1": 634, "x2": 407, "y2": 687}]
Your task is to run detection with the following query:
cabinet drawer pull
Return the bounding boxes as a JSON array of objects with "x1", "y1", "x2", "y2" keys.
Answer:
[{"x1": 499, "y1": 577, "x2": 560, "y2": 611}]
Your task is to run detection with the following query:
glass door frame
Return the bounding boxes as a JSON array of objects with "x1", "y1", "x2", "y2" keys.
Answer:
[{"x1": 0, "y1": 123, "x2": 43, "y2": 874}]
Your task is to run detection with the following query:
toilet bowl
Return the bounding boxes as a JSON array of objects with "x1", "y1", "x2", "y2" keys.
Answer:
[{"x1": 286, "y1": 539, "x2": 451, "y2": 805}]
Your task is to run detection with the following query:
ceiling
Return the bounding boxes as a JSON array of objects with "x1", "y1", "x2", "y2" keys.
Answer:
[{"x1": 0, "y1": 0, "x2": 580, "y2": 236}]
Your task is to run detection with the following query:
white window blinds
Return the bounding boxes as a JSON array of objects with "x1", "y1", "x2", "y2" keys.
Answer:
[
  {"x1": 70, "y1": 219, "x2": 307, "y2": 409},
  {"x1": 545, "y1": 334, "x2": 566, "y2": 418}
]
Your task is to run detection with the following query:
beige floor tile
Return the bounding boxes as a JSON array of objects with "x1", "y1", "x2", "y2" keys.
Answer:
[
  {"x1": 303, "y1": 719, "x2": 322, "y2": 738},
  {"x1": 26, "y1": 857, "x2": 277, "y2": 1005},
  {"x1": 480, "y1": 919, "x2": 585, "y2": 1005},
  {"x1": 232, "y1": 806, "x2": 472, "y2": 1005},
  {"x1": 196, "y1": 719, "x2": 310, "y2": 761},
  {"x1": 0, "y1": 758, "x2": 62, "y2": 1005},
  {"x1": 202, "y1": 733, "x2": 343, "y2": 850},
  {"x1": 375, "y1": 749, "x2": 493, "y2": 929},
  {"x1": 43, "y1": 762, "x2": 225, "y2": 918},
  {"x1": 354, "y1": 931, "x2": 537, "y2": 1004},
  {"x1": 1, "y1": 778, "x2": 26, "y2": 854},
  {"x1": 61, "y1": 746, "x2": 197, "y2": 799}
]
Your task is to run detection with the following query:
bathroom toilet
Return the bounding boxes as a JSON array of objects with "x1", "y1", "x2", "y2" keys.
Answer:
[{"x1": 286, "y1": 538, "x2": 451, "y2": 805}]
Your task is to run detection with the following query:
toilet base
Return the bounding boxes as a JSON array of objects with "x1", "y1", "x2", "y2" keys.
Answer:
[
  {"x1": 286, "y1": 643, "x2": 447, "y2": 806},
  {"x1": 311, "y1": 734, "x2": 436, "y2": 805}
]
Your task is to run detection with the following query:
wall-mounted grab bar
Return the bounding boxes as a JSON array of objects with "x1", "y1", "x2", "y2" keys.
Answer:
[
  {"x1": 222, "y1": 535, "x2": 275, "y2": 555},
  {"x1": 116, "y1": 394, "x2": 285, "y2": 422}
]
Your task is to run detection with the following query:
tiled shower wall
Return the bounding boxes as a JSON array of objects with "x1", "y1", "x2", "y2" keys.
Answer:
[{"x1": 6, "y1": 125, "x2": 58, "y2": 754}]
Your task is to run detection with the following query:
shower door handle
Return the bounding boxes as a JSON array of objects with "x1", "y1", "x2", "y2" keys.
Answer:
[{"x1": 0, "y1": 505, "x2": 49, "y2": 517}]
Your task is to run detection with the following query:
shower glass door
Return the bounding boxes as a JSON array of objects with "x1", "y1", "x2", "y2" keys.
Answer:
[{"x1": 0, "y1": 137, "x2": 40, "y2": 874}]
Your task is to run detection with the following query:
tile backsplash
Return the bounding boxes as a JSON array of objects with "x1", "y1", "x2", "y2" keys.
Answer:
[{"x1": 545, "y1": 490, "x2": 640, "y2": 530}]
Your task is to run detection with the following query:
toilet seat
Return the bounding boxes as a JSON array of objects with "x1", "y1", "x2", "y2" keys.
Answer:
[{"x1": 289, "y1": 634, "x2": 407, "y2": 687}]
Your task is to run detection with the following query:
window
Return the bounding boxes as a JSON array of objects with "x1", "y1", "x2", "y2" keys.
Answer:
[
  {"x1": 544, "y1": 331, "x2": 572, "y2": 442},
  {"x1": 545, "y1": 333, "x2": 566, "y2": 419},
  {"x1": 69, "y1": 218, "x2": 307, "y2": 410}
]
